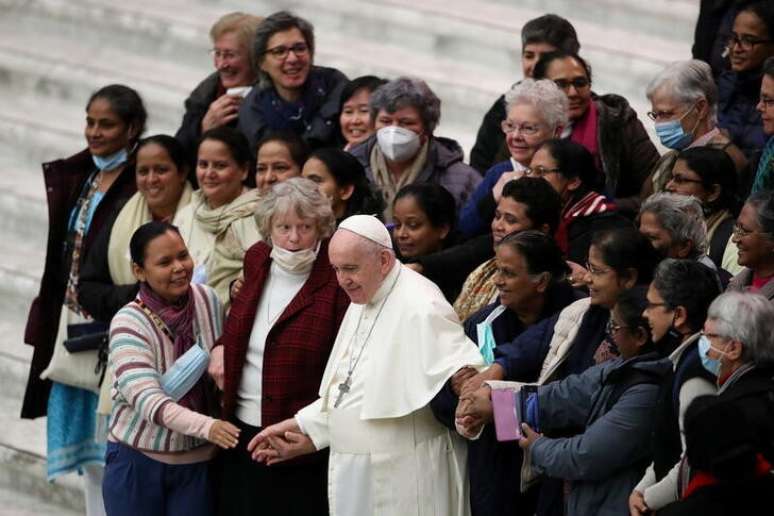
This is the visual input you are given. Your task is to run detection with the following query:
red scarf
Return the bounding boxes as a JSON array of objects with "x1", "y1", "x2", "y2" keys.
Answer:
[
  {"x1": 555, "y1": 191, "x2": 616, "y2": 254},
  {"x1": 570, "y1": 100, "x2": 601, "y2": 173},
  {"x1": 683, "y1": 454, "x2": 772, "y2": 499}
]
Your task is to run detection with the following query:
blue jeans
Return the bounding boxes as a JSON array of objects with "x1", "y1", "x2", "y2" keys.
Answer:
[{"x1": 102, "y1": 441, "x2": 212, "y2": 516}]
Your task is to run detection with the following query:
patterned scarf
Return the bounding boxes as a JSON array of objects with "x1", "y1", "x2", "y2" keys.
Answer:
[
  {"x1": 369, "y1": 140, "x2": 429, "y2": 221},
  {"x1": 751, "y1": 136, "x2": 774, "y2": 194},
  {"x1": 453, "y1": 258, "x2": 499, "y2": 323},
  {"x1": 555, "y1": 191, "x2": 615, "y2": 254},
  {"x1": 138, "y1": 282, "x2": 205, "y2": 411},
  {"x1": 64, "y1": 172, "x2": 102, "y2": 316}
]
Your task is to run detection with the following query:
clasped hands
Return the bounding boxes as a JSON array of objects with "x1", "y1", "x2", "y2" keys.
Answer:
[
  {"x1": 246, "y1": 418, "x2": 316, "y2": 465},
  {"x1": 452, "y1": 365, "x2": 501, "y2": 438}
]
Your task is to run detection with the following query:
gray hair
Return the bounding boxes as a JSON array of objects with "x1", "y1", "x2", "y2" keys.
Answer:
[
  {"x1": 708, "y1": 291, "x2": 774, "y2": 366},
  {"x1": 254, "y1": 177, "x2": 335, "y2": 243},
  {"x1": 641, "y1": 192, "x2": 708, "y2": 257},
  {"x1": 369, "y1": 77, "x2": 441, "y2": 134},
  {"x1": 645, "y1": 60, "x2": 718, "y2": 121},
  {"x1": 210, "y1": 12, "x2": 263, "y2": 77},
  {"x1": 504, "y1": 79, "x2": 569, "y2": 131},
  {"x1": 254, "y1": 11, "x2": 315, "y2": 89}
]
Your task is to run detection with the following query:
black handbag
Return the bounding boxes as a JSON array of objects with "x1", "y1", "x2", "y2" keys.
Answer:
[{"x1": 64, "y1": 321, "x2": 109, "y2": 378}]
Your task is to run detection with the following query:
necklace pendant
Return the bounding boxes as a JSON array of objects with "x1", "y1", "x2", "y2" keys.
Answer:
[{"x1": 334, "y1": 376, "x2": 352, "y2": 408}]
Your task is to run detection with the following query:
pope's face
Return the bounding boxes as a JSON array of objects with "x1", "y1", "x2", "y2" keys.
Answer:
[{"x1": 329, "y1": 230, "x2": 392, "y2": 304}]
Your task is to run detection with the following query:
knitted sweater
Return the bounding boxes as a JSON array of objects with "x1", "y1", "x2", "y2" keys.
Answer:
[{"x1": 108, "y1": 284, "x2": 223, "y2": 452}]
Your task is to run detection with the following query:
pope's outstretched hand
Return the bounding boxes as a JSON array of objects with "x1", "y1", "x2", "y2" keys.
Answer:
[{"x1": 248, "y1": 418, "x2": 316, "y2": 465}]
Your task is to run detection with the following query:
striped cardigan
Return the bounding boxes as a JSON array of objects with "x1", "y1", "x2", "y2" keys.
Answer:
[{"x1": 108, "y1": 283, "x2": 223, "y2": 453}]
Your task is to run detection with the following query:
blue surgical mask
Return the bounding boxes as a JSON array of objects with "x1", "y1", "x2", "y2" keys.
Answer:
[
  {"x1": 698, "y1": 335, "x2": 721, "y2": 377},
  {"x1": 654, "y1": 105, "x2": 697, "y2": 150},
  {"x1": 92, "y1": 147, "x2": 128, "y2": 172},
  {"x1": 475, "y1": 305, "x2": 507, "y2": 365},
  {"x1": 160, "y1": 342, "x2": 209, "y2": 401}
]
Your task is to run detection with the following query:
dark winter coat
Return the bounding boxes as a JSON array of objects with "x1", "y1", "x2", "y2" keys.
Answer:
[{"x1": 21, "y1": 149, "x2": 136, "y2": 418}]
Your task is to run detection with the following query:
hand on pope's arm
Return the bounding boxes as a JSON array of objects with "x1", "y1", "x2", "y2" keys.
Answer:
[
  {"x1": 248, "y1": 418, "x2": 316, "y2": 464},
  {"x1": 460, "y1": 364, "x2": 505, "y2": 396},
  {"x1": 451, "y1": 366, "x2": 478, "y2": 396}
]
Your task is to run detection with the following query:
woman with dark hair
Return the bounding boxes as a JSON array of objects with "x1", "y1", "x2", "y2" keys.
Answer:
[
  {"x1": 79, "y1": 134, "x2": 195, "y2": 437},
  {"x1": 529, "y1": 139, "x2": 628, "y2": 264},
  {"x1": 302, "y1": 147, "x2": 385, "y2": 223},
  {"x1": 457, "y1": 228, "x2": 660, "y2": 516},
  {"x1": 630, "y1": 259, "x2": 721, "y2": 515},
  {"x1": 238, "y1": 11, "x2": 348, "y2": 151},
  {"x1": 21, "y1": 84, "x2": 146, "y2": 516},
  {"x1": 254, "y1": 130, "x2": 308, "y2": 193},
  {"x1": 454, "y1": 177, "x2": 563, "y2": 322},
  {"x1": 727, "y1": 190, "x2": 774, "y2": 299},
  {"x1": 666, "y1": 147, "x2": 741, "y2": 271},
  {"x1": 533, "y1": 50, "x2": 659, "y2": 213},
  {"x1": 175, "y1": 126, "x2": 261, "y2": 305},
  {"x1": 103, "y1": 221, "x2": 235, "y2": 516},
  {"x1": 431, "y1": 231, "x2": 580, "y2": 516},
  {"x1": 717, "y1": 1, "x2": 774, "y2": 158},
  {"x1": 339, "y1": 75, "x2": 387, "y2": 150}
]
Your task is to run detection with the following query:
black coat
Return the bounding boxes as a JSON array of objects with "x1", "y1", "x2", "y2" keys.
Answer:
[
  {"x1": 414, "y1": 234, "x2": 494, "y2": 303},
  {"x1": 77, "y1": 202, "x2": 139, "y2": 323},
  {"x1": 21, "y1": 150, "x2": 136, "y2": 418},
  {"x1": 430, "y1": 281, "x2": 582, "y2": 516},
  {"x1": 658, "y1": 474, "x2": 774, "y2": 516},
  {"x1": 175, "y1": 72, "x2": 224, "y2": 179}
]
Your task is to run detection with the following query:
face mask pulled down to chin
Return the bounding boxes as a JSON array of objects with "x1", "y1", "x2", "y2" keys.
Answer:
[{"x1": 376, "y1": 126, "x2": 421, "y2": 162}]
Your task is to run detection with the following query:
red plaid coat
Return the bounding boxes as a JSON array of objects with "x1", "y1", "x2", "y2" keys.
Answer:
[{"x1": 220, "y1": 239, "x2": 349, "y2": 427}]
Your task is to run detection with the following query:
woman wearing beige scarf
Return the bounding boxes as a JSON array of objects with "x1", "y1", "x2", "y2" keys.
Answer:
[
  {"x1": 78, "y1": 134, "x2": 194, "y2": 427},
  {"x1": 174, "y1": 127, "x2": 261, "y2": 305}
]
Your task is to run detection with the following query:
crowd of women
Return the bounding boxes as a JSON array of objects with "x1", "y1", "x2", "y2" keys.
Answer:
[{"x1": 17, "y1": 3, "x2": 774, "y2": 515}]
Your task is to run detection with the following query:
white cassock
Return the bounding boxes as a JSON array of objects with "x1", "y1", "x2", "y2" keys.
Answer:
[{"x1": 296, "y1": 263, "x2": 485, "y2": 516}]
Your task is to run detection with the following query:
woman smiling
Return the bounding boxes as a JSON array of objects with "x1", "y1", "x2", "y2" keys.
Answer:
[{"x1": 174, "y1": 127, "x2": 261, "y2": 305}]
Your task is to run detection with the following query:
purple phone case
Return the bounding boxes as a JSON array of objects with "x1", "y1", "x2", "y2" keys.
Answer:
[{"x1": 491, "y1": 389, "x2": 522, "y2": 441}]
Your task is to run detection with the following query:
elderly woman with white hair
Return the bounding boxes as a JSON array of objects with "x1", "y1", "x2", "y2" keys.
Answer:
[
  {"x1": 698, "y1": 291, "x2": 774, "y2": 451},
  {"x1": 457, "y1": 78, "x2": 568, "y2": 237},
  {"x1": 350, "y1": 76, "x2": 482, "y2": 221},
  {"x1": 209, "y1": 176, "x2": 349, "y2": 515},
  {"x1": 643, "y1": 59, "x2": 748, "y2": 197}
]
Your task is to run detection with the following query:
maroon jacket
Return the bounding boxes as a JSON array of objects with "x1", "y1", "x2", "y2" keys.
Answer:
[
  {"x1": 220, "y1": 239, "x2": 349, "y2": 428},
  {"x1": 21, "y1": 149, "x2": 136, "y2": 419}
]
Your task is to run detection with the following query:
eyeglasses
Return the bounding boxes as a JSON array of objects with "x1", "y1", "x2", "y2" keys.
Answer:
[
  {"x1": 209, "y1": 49, "x2": 241, "y2": 60},
  {"x1": 585, "y1": 262, "x2": 611, "y2": 277},
  {"x1": 606, "y1": 319, "x2": 628, "y2": 335},
  {"x1": 732, "y1": 223, "x2": 760, "y2": 238},
  {"x1": 726, "y1": 33, "x2": 771, "y2": 51},
  {"x1": 264, "y1": 42, "x2": 309, "y2": 60},
  {"x1": 647, "y1": 104, "x2": 696, "y2": 122},
  {"x1": 759, "y1": 95, "x2": 774, "y2": 109},
  {"x1": 553, "y1": 77, "x2": 590, "y2": 91},
  {"x1": 501, "y1": 120, "x2": 542, "y2": 136},
  {"x1": 667, "y1": 173, "x2": 703, "y2": 185},
  {"x1": 525, "y1": 165, "x2": 562, "y2": 177}
]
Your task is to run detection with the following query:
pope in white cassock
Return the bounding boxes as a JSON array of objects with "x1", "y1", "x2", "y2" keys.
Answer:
[{"x1": 249, "y1": 214, "x2": 486, "y2": 515}]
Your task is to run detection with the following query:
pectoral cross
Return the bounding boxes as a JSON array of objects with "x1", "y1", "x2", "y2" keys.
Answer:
[{"x1": 334, "y1": 375, "x2": 352, "y2": 408}]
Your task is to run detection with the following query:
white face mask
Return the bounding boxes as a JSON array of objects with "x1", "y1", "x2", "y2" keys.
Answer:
[
  {"x1": 376, "y1": 126, "x2": 421, "y2": 162},
  {"x1": 270, "y1": 242, "x2": 319, "y2": 273}
]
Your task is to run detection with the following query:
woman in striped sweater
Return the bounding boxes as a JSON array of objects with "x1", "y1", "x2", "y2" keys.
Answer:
[{"x1": 103, "y1": 221, "x2": 239, "y2": 516}]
